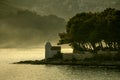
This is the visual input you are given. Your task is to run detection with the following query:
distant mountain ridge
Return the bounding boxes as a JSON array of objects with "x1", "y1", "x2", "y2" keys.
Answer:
[{"x1": 0, "y1": 4, "x2": 66, "y2": 48}]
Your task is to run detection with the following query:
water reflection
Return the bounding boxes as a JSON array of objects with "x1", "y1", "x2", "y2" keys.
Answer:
[
  {"x1": 45, "y1": 65, "x2": 120, "y2": 80},
  {"x1": 0, "y1": 64, "x2": 120, "y2": 80},
  {"x1": 0, "y1": 49, "x2": 120, "y2": 80}
]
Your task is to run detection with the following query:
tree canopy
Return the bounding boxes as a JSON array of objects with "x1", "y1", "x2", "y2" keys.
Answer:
[{"x1": 58, "y1": 8, "x2": 120, "y2": 53}]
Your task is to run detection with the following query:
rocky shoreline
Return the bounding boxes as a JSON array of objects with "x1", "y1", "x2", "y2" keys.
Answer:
[{"x1": 14, "y1": 59, "x2": 120, "y2": 68}]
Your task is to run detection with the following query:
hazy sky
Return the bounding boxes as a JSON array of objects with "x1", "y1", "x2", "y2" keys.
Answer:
[
  {"x1": 0, "y1": 0, "x2": 120, "y2": 48},
  {"x1": 9, "y1": 0, "x2": 120, "y2": 19}
]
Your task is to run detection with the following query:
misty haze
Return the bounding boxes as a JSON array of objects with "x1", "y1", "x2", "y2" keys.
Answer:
[
  {"x1": 0, "y1": 0, "x2": 120, "y2": 80},
  {"x1": 0, "y1": 0, "x2": 120, "y2": 48}
]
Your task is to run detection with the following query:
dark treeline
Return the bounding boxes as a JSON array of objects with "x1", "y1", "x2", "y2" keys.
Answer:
[{"x1": 58, "y1": 8, "x2": 120, "y2": 53}]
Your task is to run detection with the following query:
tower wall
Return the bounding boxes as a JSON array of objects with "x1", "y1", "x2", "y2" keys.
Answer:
[{"x1": 45, "y1": 42, "x2": 52, "y2": 59}]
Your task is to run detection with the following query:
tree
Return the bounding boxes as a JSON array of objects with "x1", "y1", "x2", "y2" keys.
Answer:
[{"x1": 58, "y1": 8, "x2": 120, "y2": 53}]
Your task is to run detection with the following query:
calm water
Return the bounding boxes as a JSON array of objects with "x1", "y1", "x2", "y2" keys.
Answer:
[{"x1": 0, "y1": 49, "x2": 120, "y2": 80}]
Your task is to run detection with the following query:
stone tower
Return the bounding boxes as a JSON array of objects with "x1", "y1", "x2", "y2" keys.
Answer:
[{"x1": 45, "y1": 41, "x2": 52, "y2": 59}]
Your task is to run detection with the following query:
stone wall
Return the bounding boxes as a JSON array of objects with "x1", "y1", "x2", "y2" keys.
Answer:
[{"x1": 63, "y1": 52, "x2": 93, "y2": 60}]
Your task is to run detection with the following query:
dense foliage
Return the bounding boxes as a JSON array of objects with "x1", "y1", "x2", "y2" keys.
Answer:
[{"x1": 58, "y1": 8, "x2": 120, "y2": 53}]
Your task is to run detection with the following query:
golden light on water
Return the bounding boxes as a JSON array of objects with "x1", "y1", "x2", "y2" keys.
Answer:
[{"x1": 0, "y1": 48, "x2": 73, "y2": 64}]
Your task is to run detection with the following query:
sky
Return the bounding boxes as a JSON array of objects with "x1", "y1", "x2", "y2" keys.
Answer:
[
  {"x1": 9, "y1": 0, "x2": 120, "y2": 19},
  {"x1": 0, "y1": 0, "x2": 120, "y2": 48}
]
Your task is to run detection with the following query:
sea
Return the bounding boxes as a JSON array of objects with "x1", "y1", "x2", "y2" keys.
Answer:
[{"x1": 0, "y1": 48, "x2": 120, "y2": 80}]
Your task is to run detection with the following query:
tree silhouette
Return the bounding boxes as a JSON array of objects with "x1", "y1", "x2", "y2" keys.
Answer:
[{"x1": 58, "y1": 8, "x2": 120, "y2": 53}]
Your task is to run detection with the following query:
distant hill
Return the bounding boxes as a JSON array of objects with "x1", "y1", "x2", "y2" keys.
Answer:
[{"x1": 0, "y1": 8, "x2": 66, "y2": 48}]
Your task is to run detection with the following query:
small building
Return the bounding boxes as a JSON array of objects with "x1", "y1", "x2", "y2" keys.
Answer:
[
  {"x1": 45, "y1": 41, "x2": 93, "y2": 60},
  {"x1": 45, "y1": 41, "x2": 61, "y2": 60}
]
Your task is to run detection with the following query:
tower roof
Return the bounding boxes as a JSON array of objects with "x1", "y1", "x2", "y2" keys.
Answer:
[{"x1": 45, "y1": 41, "x2": 51, "y2": 46}]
